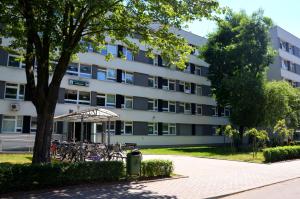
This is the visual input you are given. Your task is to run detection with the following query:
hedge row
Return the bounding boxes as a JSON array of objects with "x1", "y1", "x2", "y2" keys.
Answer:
[
  {"x1": 141, "y1": 159, "x2": 173, "y2": 178},
  {"x1": 263, "y1": 145, "x2": 300, "y2": 162},
  {"x1": 0, "y1": 159, "x2": 174, "y2": 194},
  {"x1": 0, "y1": 161, "x2": 124, "y2": 194}
]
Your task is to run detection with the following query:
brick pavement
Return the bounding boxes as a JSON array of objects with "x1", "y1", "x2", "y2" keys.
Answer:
[{"x1": 3, "y1": 155, "x2": 300, "y2": 199}]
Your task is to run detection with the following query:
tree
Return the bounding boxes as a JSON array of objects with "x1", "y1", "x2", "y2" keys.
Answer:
[
  {"x1": 244, "y1": 128, "x2": 268, "y2": 158},
  {"x1": 218, "y1": 125, "x2": 239, "y2": 153},
  {"x1": 272, "y1": 119, "x2": 294, "y2": 146},
  {"x1": 200, "y1": 10, "x2": 275, "y2": 143},
  {"x1": 263, "y1": 81, "x2": 300, "y2": 129},
  {"x1": 0, "y1": 0, "x2": 221, "y2": 163}
]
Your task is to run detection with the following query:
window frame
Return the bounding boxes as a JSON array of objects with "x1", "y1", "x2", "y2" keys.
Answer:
[
  {"x1": 122, "y1": 71, "x2": 134, "y2": 84},
  {"x1": 7, "y1": 54, "x2": 25, "y2": 68},
  {"x1": 122, "y1": 121, "x2": 133, "y2": 135},
  {"x1": 5, "y1": 83, "x2": 25, "y2": 100},
  {"x1": 184, "y1": 103, "x2": 191, "y2": 114},
  {"x1": 148, "y1": 122, "x2": 158, "y2": 135},
  {"x1": 124, "y1": 96, "x2": 133, "y2": 109},
  {"x1": 169, "y1": 101, "x2": 176, "y2": 113},
  {"x1": 106, "y1": 94, "x2": 116, "y2": 107},
  {"x1": 107, "y1": 68, "x2": 117, "y2": 81},
  {"x1": 196, "y1": 104, "x2": 202, "y2": 115},
  {"x1": 2, "y1": 115, "x2": 23, "y2": 133}
]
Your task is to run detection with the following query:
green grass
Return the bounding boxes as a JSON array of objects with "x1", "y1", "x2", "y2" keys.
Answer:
[
  {"x1": 0, "y1": 153, "x2": 32, "y2": 164},
  {"x1": 140, "y1": 146, "x2": 265, "y2": 163}
]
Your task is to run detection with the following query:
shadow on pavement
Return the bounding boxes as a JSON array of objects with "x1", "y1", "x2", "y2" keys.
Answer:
[{"x1": 3, "y1": 182, "x2": 178, "y2": 199}]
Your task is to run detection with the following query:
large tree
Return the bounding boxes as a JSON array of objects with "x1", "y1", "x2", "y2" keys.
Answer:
[
  {"x1": 0, "y1": 0, "x2": 221, "y2": 163},
  {"x1": 200, "y1": 10, "x2": 275, "y2": 140},
  {"x1": 263, "y1": 81, "x2": 300, "y2": 129}
]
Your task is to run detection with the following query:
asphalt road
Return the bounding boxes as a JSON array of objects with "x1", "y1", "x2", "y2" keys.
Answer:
[{"x1": 223, "y1": 178, "x2": 300, "y2": 199}]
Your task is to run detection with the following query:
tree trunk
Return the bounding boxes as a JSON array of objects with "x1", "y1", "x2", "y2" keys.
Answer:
[{"x1": 32, "y1": 109, "x2": 55, "y2": 164}]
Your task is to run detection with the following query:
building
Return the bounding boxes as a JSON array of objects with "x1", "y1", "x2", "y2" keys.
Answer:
[
  {"x1": 269, "y1": 26, "x2": 300, "y2": 86},
  {"x1": 0, "y1": 30, "x2": 229, "y2": 147}
]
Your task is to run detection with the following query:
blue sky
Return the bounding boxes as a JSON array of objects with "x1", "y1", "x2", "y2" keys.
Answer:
[{"x1": 186, "y1": 0, "x2": 300, "y2": 38}]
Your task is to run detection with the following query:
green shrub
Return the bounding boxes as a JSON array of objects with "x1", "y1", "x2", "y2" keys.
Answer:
[
  {"x1": 263, "y1": 146, "x2": 300, "y2": 162},
  {"x1": 141, "y1": 159, "x2": 173, "y2": 178},
  {"x1": 0, "y1": 161, "x2": 124, "y2": 194}
]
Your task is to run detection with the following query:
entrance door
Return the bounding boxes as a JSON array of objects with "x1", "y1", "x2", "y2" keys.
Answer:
[{"x1": 74, "y1": 122, "x2": 91, "y2": 142}]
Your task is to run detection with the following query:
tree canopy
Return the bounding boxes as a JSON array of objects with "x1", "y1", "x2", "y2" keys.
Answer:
[
  {"x1": 0, "y1": 0, "x2": 222, "y2": 163},
  {"x1": 200, "y1": 10, "x2": 275, "y2": 131}
]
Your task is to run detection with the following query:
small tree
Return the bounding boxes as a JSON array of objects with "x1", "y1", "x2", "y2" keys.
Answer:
[
  {"x1": 244, "y1": 128, "x2": 268, "y2": 158},
  {"x1": 273, "y1": 119, "x2": 294, "y2": 146},
  {"x1": 222, "y1": 125, "x2": 239, "y2": 153}
]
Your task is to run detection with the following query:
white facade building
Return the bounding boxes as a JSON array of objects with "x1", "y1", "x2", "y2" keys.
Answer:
[{"x1": 0, "y1": 30, "x2": 230, "y2": 146}]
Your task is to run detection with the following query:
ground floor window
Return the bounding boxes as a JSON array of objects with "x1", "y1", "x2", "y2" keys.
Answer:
[
  {"x1": 148, "y1": 122, "x2": 158, "y2": 135},
  {"x1": 162, "y1": 123, "x2": 176, "y2": 135},
  {"x1": 121, "y1": 121, "x2": 133, "y2": 135},
  {"x1": 2, "y1": 115, "x2": 23, "y2": 133}
]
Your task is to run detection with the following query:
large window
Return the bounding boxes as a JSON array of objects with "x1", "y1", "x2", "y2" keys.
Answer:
[
  {"x1": 178, "y1": 81, "x2": 184, "y2": 92},
  {"x1": 124, "y1": 96, "x2": 133, "y2": 109},
  {"x1": 196, "y1": 104, "x2": 202, "y2": 115},
  {"x1": 64, "y1": 90, "x2": 90, "y2": 105},
  {"x1": 31, "y1": 117, "x2": 37, "y2": 133},
  {"x1": 97, "y1": 67, "x2": 106, "y2": 80},
  {"x1": 107, "y1": 69, "x2": 117, "y2": 81},
  {"x1": 96, "y1": 93, "x2": 105, "y2": 106},
  {"x1": 122, "y1": 48, "x2": 134, "y2": 61},
  {"x1": 148, "y1": 76, "x2": 157, "y2": 88},
  {"x1": 169, "y1": 101, "x2": 176, "y2": 113},
  {"x1": 184, "y1": 82, "x2": 191, "y2": 94},
  {"x1": 162, "y1": 79, "x2": 169, "y2": 90},
  {"x1": 107, "y1": 122, "x2": 115, "y2": 134},
  {"x1": 106, "y1": 94, "x2": 116, "y2": 107},
  {"x1": 184, "y1": 103, "x2": 191, "y2": 114},
  {"x1": 7, "y1": 55, "x2": 25, "y2": 68},
  {"x1": 162, "y1": 123, "x2": 176, "y2": 135},
  {"x1": 101, "y1": 44, "x2": 118, "y2": 56},
  {"x1": 169, "y1": 123, "x2": 176, "y2": 135},
  {"x1": 162, "y1": 123, "x2": 169, "y2": 135},
  {"x1": 169, "y1": 80, "x2": 176, "y2": 91},
  {"x1": 212, "y1": 106, "x2": 218, "y2": 116},
  {"x1": 162, "y1": 101, "x2": 169, "y2": 112},
  {"x1": 5, "y1": 83, "x2": 25, "y2": 100},
  {"x1": 148, "y1": 99, "x2": 157, "y2": 111},
  {"x1": 177, "y1": 102, "x2": 184, "y2": 113},
  {"x1": 2, "y1": 115, "x2": 23, "y2": 133},
  {"x1": 195, "y1": 66, "x2": 201, "y2": 76},
  {"x1": 122, "y1": 71, "x2": 134, "y2": 84},
  {"x1": 66, "y1": 63, "x2": 91, "y2": 78},
  {"x1": 148, "y1": 123, "x2": 158, "y2": 135},
  {"x1": 122, "y1": 121, "x2": 133, "y2": 135}
]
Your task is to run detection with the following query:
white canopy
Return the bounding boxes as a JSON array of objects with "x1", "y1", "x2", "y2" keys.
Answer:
[{"x1": 54, "y1": 108, "x2": 119, "y2": 122}]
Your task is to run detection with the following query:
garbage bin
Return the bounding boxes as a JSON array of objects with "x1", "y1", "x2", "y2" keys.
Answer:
[{"x1": 126, "y1": 150, "x2": 142, "y2": 176}]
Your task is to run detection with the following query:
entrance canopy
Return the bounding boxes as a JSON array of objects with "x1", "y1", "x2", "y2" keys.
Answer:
[{"x1": 54, "y1": 108, "x2": 119, "y2": 122}]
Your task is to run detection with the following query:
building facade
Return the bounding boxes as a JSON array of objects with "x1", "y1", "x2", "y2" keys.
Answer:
[
  {"x1": 0, "y1": 30, "x2": 229, "y2": 146},
  {"x1": 269, "y1": 26, "x2": 300, "y2": 86}
]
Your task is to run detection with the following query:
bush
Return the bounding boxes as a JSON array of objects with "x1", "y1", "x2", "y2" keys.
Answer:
[
  {"x1": 0, "y1": 161, "x2": 124, "y2": 194},
  {"x1": 263, "y1": 146, "x2": 300, "y2": 162},
  {"x1": 141, "y1": 159, "x2": 173, "y2": 178}
]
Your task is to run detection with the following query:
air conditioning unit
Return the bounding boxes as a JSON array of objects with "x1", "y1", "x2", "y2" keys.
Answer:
[{"x1": 10, "y1": 103, "x2": 20, "y2": 111}]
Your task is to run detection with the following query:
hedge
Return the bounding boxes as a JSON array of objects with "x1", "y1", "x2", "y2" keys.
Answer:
[
  {"x1": 263, "y1": 145, "x2": 300, "y2": 162},
  {"x1": 141, "y1": 159, "x2": 173, "y2": 178},
  {"x1": 0, "y1": 161, "x2": 124, "y2": 194}
]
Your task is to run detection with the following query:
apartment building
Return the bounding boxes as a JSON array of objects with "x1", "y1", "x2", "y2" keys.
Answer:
[
  {"x1": 269, "y1": 26, "x2": 300, "y2": 86},
  {"x1": 0, "y1": 30, "x2": 229, "y2": 146}
]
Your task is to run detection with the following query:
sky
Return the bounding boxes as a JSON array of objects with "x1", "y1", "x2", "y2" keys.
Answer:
[{"x1": 186, "y1": 0, "x2": 300, "y2": 38}]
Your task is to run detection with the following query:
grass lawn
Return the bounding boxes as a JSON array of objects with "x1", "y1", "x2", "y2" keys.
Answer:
[
  {"x1": 140, "y1": 146, "x2": 265, "y2": 163},
  {"x1": 0, "y1": 153, "x2": 32, "y2": 164}
]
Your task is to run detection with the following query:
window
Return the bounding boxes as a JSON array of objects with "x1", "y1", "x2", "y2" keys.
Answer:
[
  {"x1": 122, "y1": 71, "x2": 134, "y2": 84},
  {"x1": 122, "y1": 48, "x2": 134, "y2": 61},
  {"x1": 162, "y1": 123, "x2": 169, "y2": 135},
  {"x1": 148, "y1": 99, "x2": 157, "y2": 111},
  {"x1": 196, "y1": 85, "x2": 202, "y2": 96},
  {"x1": 148, "y1": 123, "x2": 158, "y2": 135},
  {"x1": 212, "y1": 106, "x2": 218, "y2": 116},
  {"x1": 184, "y1": 103, "x2": 191, "y2": 114},
  {"x1": 97, "y1": 67, "x2": 106, "y2": 80},
  {"x1": 148, "y1": 76, "x2": 157, "y2": 88},
  {"x1": 31, "y1": 117, "x2": 37, "y2": 133},
  {"x1": 78, "y1": 91, "x2": 90, "y2": 105},
  {"x1": 169, "y1": 101, "x2": 176, "y2": 113},
  {"x1": 169, "y1": 123, "x2": 176, "y2": 135},
  {"x1": 162, "y1": 79, "x2": 169, "y2": 90},
  {"x1": 185, "y1": 82, "x2": 191, "y2": 93},
  {"x1": 107, "y1": 121, "x2": 115, "y2": 134},
  {"x1": 79, "y1": 64, "x2": 92, "y2": 78},
  {"x1": 106, "y1": 94, "x2": 116, "y2": 107},
  {"x1": 2, "y1": 115, "x2": 23, "y2": 133},
  {"x1": 122, "y1": 121, "x2": 133, "y2": 135},
  {"x1": 162, "y1": 101, "x2": 169, "y2": 112},
  {"x1": 178, "y1": 81, "x2": 184, "y2": 92},
  {"x1": 184, "y1": 63, "x2": 191, "y2": 73},
  {"x1": 282, "y1": 59, "x2": 290, "y2": 70},
  {"x1": 290, "y1": 63, "x2": 296, "y2": 72},
  {"x1": 169, "y1": 80, "x2": 176, "y2": 91},
  {"x1": 124, "y1": 96, "x2": 133, "y2": 109},
  {"x1": 67, "y1": 63, "x2": 79, "y2": 76},
  {"x1": 177, "y1": 102, "x2": 184, "y2": 113},
  {"x1": 101, "y1": 44, "x2": 118, "y2": 56},
  {"x1": 153, "y1": 55, "x2": 159, "y2": 66},
  {"x1": 195, "y1": 66, "x2": 201, "y2": 76},
  {"x1": 5, "y1": 83, "x2": 25, "y2": 100},
  {"x1": 162, "y1": 59, "x2": 170, "y2": 67},
  {"x1": 196, "y1": 104, "x2": 202, "y2": 115},
  {"x1": 162, "y1": 123, "x2": 176, "y2": 135},
  {"x1": 107, "y1": 69, "x2": 117, "y2": 81},
  {"x1": 7, "y1": 55, "x2": 25, "y2": 68},
  {"x1": 64, "y1": 90, "x2": 90, "y2": 105},
  {"x1": 96, "y1": 93, "x2": 105, "y2": 106}
]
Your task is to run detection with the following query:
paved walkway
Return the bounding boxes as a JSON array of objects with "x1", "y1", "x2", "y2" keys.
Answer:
[{"x1": 3, "y1": 155, "x2": 300, "y2": 199}]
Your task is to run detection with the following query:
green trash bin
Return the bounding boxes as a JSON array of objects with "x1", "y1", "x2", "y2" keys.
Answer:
[{"x1": 126, "y1": 150, "x2": 142, "y2": 176}]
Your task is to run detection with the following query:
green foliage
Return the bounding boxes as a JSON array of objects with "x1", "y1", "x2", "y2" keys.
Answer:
[
  {"x1": 244, "y1": 128, "x2": 268, "y2": 157},
  {"x1": 263, "y1": 81, "x2": 300, "y2": 129},
  {"x1": 200, "y1": 10, "x2": 275, "y2": 129},
  {"x1": 263, "y1": 146, "x2": 300, "y2": 162},
  {"x1": 141, "y1": 159, "x2": 173, "y2": 178},
  {"x1": 272, "y1": 119, "x2": 294, "y2": 146},
  {"x1": 0, "y1": 161, "x2": 124, "y2": 194},
  {"x1": 219, "y1": 125, "x2": 239, "y2": 153}
]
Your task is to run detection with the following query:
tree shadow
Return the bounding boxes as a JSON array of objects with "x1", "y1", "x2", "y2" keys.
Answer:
[
  {"x1": 167, "y1": 146, "x2": 251, "y2": 155},
  {"x1": 5, "y1": 182, "x2": 178, "y2": 199}
]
